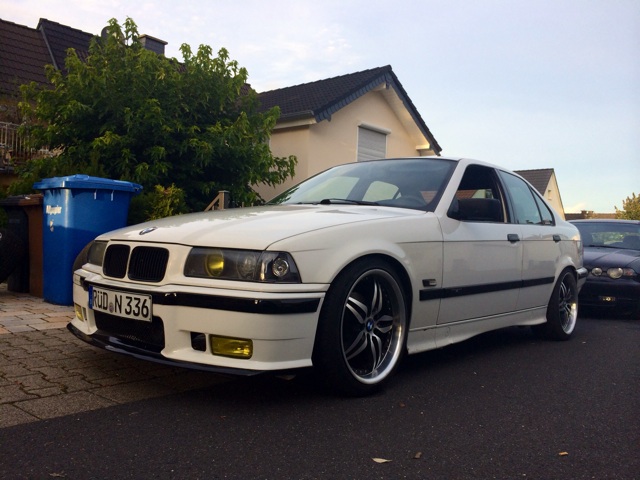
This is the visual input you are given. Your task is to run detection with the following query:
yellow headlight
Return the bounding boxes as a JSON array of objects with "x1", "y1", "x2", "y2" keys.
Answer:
[{"x1": 205, "y1": 250, "x2": 224, "y2": 276}]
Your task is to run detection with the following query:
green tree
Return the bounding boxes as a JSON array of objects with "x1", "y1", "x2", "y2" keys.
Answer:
[
  {"x1": 615, "y1": 193, "x2": 640, "y2": 220},
  {"x1": 16, "y1": 17, "x2": 295, "y2": 215}
]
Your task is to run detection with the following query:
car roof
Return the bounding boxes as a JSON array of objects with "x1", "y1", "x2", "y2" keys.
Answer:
[{"x1": 384, "y1": 156, "x2": 511, "y2": 172}]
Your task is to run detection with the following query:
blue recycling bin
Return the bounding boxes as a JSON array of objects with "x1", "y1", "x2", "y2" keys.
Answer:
[{"x1": 33, "y1": 175, "x2": 142, "y2": 305}]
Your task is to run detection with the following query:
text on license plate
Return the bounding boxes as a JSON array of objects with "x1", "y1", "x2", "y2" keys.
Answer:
[{"x1": 89, "y1": 287, "x2": 152, "y2": 322}]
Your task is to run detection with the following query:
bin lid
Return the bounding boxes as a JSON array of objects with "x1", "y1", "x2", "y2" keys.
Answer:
[
  {"x1": 0, "y1": 194, "x2": 44, "y2": 206},
  {"x1": 33, "y1": 175, "x2": 142, "y2": 193}
]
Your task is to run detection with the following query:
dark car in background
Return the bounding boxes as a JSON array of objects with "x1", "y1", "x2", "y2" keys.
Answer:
[{"x1": 570, "y1": 219, "x2": 640, "y2": 318}]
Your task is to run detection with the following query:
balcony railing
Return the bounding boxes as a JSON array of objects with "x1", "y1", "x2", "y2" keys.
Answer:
[{"x1": 1, "y1": 122, "x2": 51, "y2": 172}]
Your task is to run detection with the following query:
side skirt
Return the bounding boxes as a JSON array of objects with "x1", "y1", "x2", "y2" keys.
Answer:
[{"x1": 406, "y1": 306, "x2": 547, "y2": 354}]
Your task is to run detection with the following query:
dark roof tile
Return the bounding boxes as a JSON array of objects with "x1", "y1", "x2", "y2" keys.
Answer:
[
  {"x1": 516, "y1": 168, "x2": 554, "y2": 194},
  {"x1": 258, "y1": 65, "x2": 441, "y2": 153},
  {"x1": 260, "y1": 66, "x2": 391, "y2": 119},
  {"x1": 37, "y1": 19, "x2": 94, "y2": 71},
  {"x1": 0, "y1": 19, "x2": 51, "y2": 95}
]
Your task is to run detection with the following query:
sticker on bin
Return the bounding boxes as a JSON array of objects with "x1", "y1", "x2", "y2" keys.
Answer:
[{"x1": 89, "y1": 286, "x2": 152, "y2": 322}]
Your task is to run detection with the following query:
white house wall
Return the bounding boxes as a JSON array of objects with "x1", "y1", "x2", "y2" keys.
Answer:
[
  {"x1": 254, "y1": 87, "x2": 431, "y2": 200},
  {"x1": 546, "y1": 174, "x2": 566, "y2": 220}
]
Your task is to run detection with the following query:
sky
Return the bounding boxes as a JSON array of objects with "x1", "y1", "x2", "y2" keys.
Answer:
[{"x1": 4, "y1": 0, "x2": 639, "y2": 213}]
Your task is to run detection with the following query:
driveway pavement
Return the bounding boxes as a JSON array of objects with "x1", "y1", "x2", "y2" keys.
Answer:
[
  {"x1": 0, "y1": 283, "x2": 226, "y2": 428},
  {"x1": 2, "y1": 300, "x2": 638, "y2": 479}
]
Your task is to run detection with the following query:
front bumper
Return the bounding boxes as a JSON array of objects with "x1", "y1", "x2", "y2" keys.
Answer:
[
  {"x1": 578, "y1": 277, "x2": 640, "y2": 313},
  {"x1": 71, "y1": 272, "x2": 326, "y2": 373},
  {"x1": 67, "y1": 323, "x2": 262, "y2": 376}
]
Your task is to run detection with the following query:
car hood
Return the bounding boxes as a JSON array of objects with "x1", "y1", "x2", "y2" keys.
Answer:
[
  {"x1": 100, "y1": 204, "x2": 425, "y2": 250},
  {"x1": 583, "y1": 247, "x2": 640, "y2": 269}
]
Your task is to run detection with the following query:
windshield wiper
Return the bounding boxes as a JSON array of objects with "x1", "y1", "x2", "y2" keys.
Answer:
[{"x1": 319, "y1": 198, "x2": 379, "y2": 206}]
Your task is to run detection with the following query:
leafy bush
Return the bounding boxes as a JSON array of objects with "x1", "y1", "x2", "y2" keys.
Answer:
[{"x1": 15, "y1": 17, "x2": 296, "y2": 221}]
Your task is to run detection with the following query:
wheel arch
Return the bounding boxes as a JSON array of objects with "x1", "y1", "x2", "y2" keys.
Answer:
[
  {"x1": 311, "y1": 252, "x2": 414, "y2": 395},
  {"x1": 327, "y1": 253, "x2": 415, "y2": 327},
  {"x1": 557, "y1": 264, "x2": 579, "y2": 284}
]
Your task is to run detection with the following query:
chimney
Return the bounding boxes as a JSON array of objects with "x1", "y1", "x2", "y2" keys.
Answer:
[{"x1": 139, "y1": 35, "x2": 167, "y2": 55}]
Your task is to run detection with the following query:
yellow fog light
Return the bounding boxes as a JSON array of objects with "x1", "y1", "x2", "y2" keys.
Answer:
[
  {"x1": 210, "y1": 335, "x2": 253, "y2": 359},
  {"x1": 74, "y1": 303, "x2": 85, "y2": 321}
]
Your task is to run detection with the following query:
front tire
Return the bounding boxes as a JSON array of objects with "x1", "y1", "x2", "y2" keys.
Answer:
[
  {"x1": 534, "y1": 269, "x2": 578, "y2": 340},
  {"x1": 313, "y1": 259, "x2": 408, "y2": 396}
]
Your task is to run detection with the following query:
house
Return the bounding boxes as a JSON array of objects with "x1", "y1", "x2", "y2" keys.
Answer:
[
  {"x1": 0, "y1": 18, "x2": 165, "y2": 98},
  {"x1": 565, "y1": 211, "x2": 617, "y2": 220},
  {"x1": 515, "y1": 168, "x2": 566, "y2": 219},
  {"x1": 2, "y1": 16, "x2": 572, "y2": 219},
  {"x1": 0, "y1": 18, "x2": 165, "y2": 186},
  {"x1": 254, "y1": 65, "x2": 441, "y2": 199},
  {"x1": 1, "y1": 18, "x2": 441, "y2": 195},
  {"x1": 1, "y1": 19, "x2": 62, "y2": 183}
]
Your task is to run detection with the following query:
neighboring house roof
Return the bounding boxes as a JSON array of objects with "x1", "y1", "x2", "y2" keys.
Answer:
[
  {"x1": 37, "y1": 18, "x2": 93, "y2": 70},
  {"x1": 516, "y1": 168, "x2": 567, "y2": 218},
  {"x1": 259, "y1": 65, "x2": 442, "y2": 154},
  {"x1": 1, "y1": 18, "x2": 441, "y2": 154},
  {"x1": 0, "y1": 18, "x2": 94, "y2": 97},
  {"x1": 565, "y1": 212, "x2": 617, "y2": 220},
  {"x1": 516, "y1": 168, "x2": 554, "y2": 195},
  {"x1": 0, "y1": 19, "x2": 51, "y2": 95}
]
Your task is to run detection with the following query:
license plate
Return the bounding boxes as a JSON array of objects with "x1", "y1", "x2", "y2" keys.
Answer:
[{"x1": 89, "y1": 286, "x2": 152, "y2": 322}]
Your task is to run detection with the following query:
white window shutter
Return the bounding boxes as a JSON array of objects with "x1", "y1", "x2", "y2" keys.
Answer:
[{"x1": 357, "y1": 127, "x2": 387, "y2": 161}]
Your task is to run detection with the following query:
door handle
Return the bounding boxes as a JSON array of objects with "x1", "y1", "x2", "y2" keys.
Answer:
[
  {"x1": 553, "y1": 234, "x2": 561, "y2": 243},
  {"x1": 507, "y1": 234, "x2": 520, "y2": 243}
]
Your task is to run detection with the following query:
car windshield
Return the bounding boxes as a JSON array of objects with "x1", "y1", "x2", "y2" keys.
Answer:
[
  {"x1": 573, "y1": 222, "x2": 640, "y2": 250},
  {"x1": 267, "y1": 158, "x2": 457, "y2": 212}
]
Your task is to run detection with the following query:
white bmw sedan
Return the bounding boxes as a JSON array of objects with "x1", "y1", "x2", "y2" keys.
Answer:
[{"x1": 70, "y1": 157, "x2": 587, "y2": 396}]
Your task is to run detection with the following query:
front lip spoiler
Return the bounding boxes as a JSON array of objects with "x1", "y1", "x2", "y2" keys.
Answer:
[{"x1": 67, "y1": 323, "x2": 264, "y2": 377}]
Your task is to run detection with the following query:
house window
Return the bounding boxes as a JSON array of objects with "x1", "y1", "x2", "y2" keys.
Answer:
[{"x1": 357, "y1": 126, "x2": 387, "y2": 161}]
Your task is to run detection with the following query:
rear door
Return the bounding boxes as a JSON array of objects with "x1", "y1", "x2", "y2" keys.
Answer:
[{"x1": 498, "y1": 171, "x2": 558, "y2": 310}]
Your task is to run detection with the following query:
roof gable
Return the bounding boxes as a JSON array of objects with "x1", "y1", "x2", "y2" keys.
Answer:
[
  {"x1": 259, "y1": 66, "x2": 441, "y2": 154},
  {"x1": 260, "y1": 66, "x2": 391, "y2": 121},
  {"x1": 516, "y1": 168, "x2": 554, "y2": 195}
]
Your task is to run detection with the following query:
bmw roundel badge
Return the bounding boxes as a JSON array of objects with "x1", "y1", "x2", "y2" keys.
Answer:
[{"x1": 139, "y1": 227, "x2": 158, "y2": 235}]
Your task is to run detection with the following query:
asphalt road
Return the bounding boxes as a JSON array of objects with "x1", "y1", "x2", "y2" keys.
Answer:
[{"x1": 1, "y1": 315, "x2": 638, "y2": 480}]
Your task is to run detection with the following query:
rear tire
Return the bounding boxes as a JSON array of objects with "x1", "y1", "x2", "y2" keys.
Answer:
[
  {"x1": 533, "y1": 269, "x2": 578, "y2": 340},
  {"x1": 313, "y1": 258, "x2": 408, "y2": 396}
]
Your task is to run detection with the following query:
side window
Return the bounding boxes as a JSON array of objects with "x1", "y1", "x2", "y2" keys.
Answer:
[
  {"x1": 499, "y1": 171, "x2": 547, "y2": 225},
  {"x1": 532, "y1": 192, "x2": 555, "y2": 225},
  {"x1": 448, "y1": 165, "x2": 505, "y2": 222}
]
